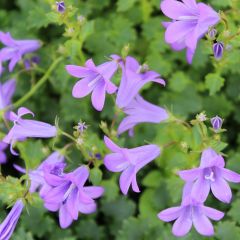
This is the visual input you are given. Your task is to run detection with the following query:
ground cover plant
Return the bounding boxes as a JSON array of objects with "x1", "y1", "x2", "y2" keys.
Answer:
[{"x1": 1, "y1": 0, "x2": 240, "y2": 239}]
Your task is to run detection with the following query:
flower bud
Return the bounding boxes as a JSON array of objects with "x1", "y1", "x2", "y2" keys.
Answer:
[
  {"x1": 56, "y1": 1, "x2": 65, "y2": 13},
  {"x1": 211, "y1": 116, "x2": 223, "y2": 131},
  {"x1": 208, "y1": 28, "x2": 217, "y2": 40},
  {"x1": 213, "y1": 42, "x2": 224, "y2": 60}
]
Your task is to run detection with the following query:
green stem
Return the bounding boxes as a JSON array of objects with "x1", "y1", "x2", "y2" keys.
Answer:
[{"x1": 10, "y1": 57, "x2": 63, "y2": 110}]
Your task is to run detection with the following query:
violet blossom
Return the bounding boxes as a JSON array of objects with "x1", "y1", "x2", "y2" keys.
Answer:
[
  {"x1": 66, "y1": 58, "x2": 118, "y2": 111},
  {"x1": 0, "y1": 200, "x2": 24, "y2": 240},
  {"x1": 213, "y1": 42, "x2": 224, "y2": 60},
  {"x1": 211, "y1": 115, "x2": 223, "y2": 131},
  {"x1": 0, "y1": 141, "x2": 8, "y2": 164},
  {"x1": 14, "y1": 151, "x2": 65, "y2": 196},
  {"x1": 158, "y1": 183, "x2": 224, "y2": 237},
  {"x1": 115, "y1": 56, "x2": 165, "y2": 108},
  {"x1": 3, "y1": 107, "x2": 57, "y2": 155},
  {"x1": 56, "y1": 1, "x2": 66, "y2": 13},
  {"x1": 118, "y1": 94, "x2": 168, "y2": 136},
  {"x1": 160, "y1": 0, "x2": 220, "y2": 63},
  {"x1": 0, "y1": 32, "x2": 41, "y2": 74},
  {"x1": 104, "y1": 136, "x2": 160, "y2": 195},
  {"x1": 0, "y1": 79, "x2": 16, "y2": 118},
  {"x1": 42, "y1": 165, "x2": 104, "y2": 228},
  {"x1": 179, "y1": 148, "x2": 240, "y2": 203}
]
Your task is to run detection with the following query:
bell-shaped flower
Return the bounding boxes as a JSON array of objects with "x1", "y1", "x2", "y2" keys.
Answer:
[
  {"x1": 160, "y1": 0, "x2": 220, "y2": 63},
  {"x1": 118, "y1": 94, "x2": 168, "y2": 136},
  {"x1": 14, "y1": 151, "x2": 65, "y2": 196},
  {"x1": 158, "y1": 183, "x2": 224, "y2": 237},
  {"x1": 3, "y1": 107, "x2": 57, "y2": 155},
  {"x1": 42, "y1": 166, "x2": 104, "y2": 228},
  {"x1": 0, "y1": 32, "x2": 41, "y2": 74},
  {"x1": 66, "y1": 58, "x2": 118, "y2": 111},
  {"x1": 103, "y1": 136, "x2": 160, "y2": 195},
  {"x1": 179, "y1": 148, "x2": 240, "y2": 203},
  {"x1": 116, "y1": 56, "x2": 165, "y2": 108},
  {"x1": 0, "y1": 200, "x2": 24, "y2": 240},
  {"x1": 0, "y1": 79, "x2": 16, "y2": 118}
]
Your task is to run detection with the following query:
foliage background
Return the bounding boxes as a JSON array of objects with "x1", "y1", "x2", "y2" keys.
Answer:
[{"x1": 1, "y1": 0, "x2": 240, "y2": 239}]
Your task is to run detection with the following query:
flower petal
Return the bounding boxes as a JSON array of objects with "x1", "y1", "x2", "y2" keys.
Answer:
[
  {"x1": 202, "y1": 206, "x2": 224, "y2": 221},
  {"x1": 83, "y1": 186, "x2": 104, "y2": 199},
  {"x1": 104, "y1": 153, "x2": 129, "y2": 172},
  {"x1": 119, "y1": 166, "x2": 135, "y2": 195},
  {"x1": 59, "y1": 204, "x2": 73, "y2": 229},
  {"x1": 65, "y1": 65, "x2": 92, "y2": 78},
  {"x1": 178, "y1": 168, "x2": 201, "y2": 182},
  {"x1": 191, "y1": 175, "x2": 210, "y2": 202},
  {"x1": 158, "y1": 207, "x2": 182, "y2": 222},
  {"x1": 221, "y1": 168, "x2": 240, "y2": 183},
  {"x1": 91, "y1": 81, "x2": 106, "y2": 111}
]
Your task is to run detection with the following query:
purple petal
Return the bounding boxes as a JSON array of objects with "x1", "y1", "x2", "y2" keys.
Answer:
[
  {"x1": 65, "y1": 65, "x2": 92, "y2": 78},
  {"x1": 104, "y1": 136, "x2": 121, "y2": 152},
  {"x1": 104, "y1": 153, "x2": 129, "y2": 172},
  {"x1": 83, "y1": 186, "x2": 104, "y2": 199},
  {"x1": 59, "y1": 204, "x2": 73, "y2": 229},
  {"x1": 158, "y1": 207, "x2": 182, "y2": 222},
  {"x1": 69, "y1": 166, "x2": 89, "y2": 187},
  {"x1": 192, "y1": 207, "x2": 214, "y2": 236},
  {"x1": 191, "y1": 175, "x2": 210, "y2": 202},
  {"x1": 202, "y1": 206, "x2": 224, "y2": 221},
  {"x1": 211, "y1": 177, "x2": 232, "y2": 203},
  {"x1": 119, "y1": 166, "x2": 135, "y2": 195},
  {"x1": 178, "y1": 168, "x2": 201, "y2": 182},
  {"x1": 221, "y1": 168, "x2": 240, "y2": 183},
  {"x1": 66, "y1": 188, "x2": 79, "y2": 220},
  {"x1": 91, "y1": 81, "x2": 106, "y2": 111},
  {"x1": 72, "y1": 77, "x2": 95, "y2": 98}
]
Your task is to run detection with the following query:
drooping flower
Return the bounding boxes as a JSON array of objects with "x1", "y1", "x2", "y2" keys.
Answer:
[
  {"x1": 115, "y1": 56, "x2": 165, "y2": 108},
  {"x1": 3, "y1": 107, "x2": 57, "y2": 155},
  {"x1": 14, "y1": 151, "x2": 65, "y2": 196},
  {"x1": 0, "y1": 79, "x2": 16, "y2": 118},
  {"x1": 160, "y1": 0, "x2": 220, "y2": 64},
  {"x1": 213, "y1": 42, "x2": 224, "y2": 60},
  {"x1": 0, "y1": 32, "x2": 41, "y2": 74},
  {"x1": 118, "y1": 94, "x2": 168, "y2": 136},
  {"x1": 43, "y1": 165, "x2": 104, "y2": 228},
  {"x1": 66, "y1": 58, "x2": 118, "y2": 111},
  {"x1": 158, "y1": 183, "x2": 224, "y2": 237},
  {"x1": 56, "y1": 1, "x2": 66, "y2": 13},
  {"x1": 103, "y1": 136, "x2": 160, "y2": 195},
  {"x1": 0, "y1": 200, "x2": 24, "y2": 240},
  {"x1": 0, "y1": 141, "x2": 8, "y2": 164},
  {"x1": 211, "y1": 115, "x2": 223, "y2": 131},
  {"x1": 179, "y1": 148, "x2": 240, "y2": 203}
]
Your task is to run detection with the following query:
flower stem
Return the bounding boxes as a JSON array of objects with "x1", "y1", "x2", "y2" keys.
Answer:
[{"x1": 10, "y1": 57, "x2": 63, "y2": 110}]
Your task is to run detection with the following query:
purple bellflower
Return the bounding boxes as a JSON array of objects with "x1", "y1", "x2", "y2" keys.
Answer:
[
  {"x1": 118, "y1": 94, "x2": 168, "y2": 136},
  {"x1": 3, "y1": 107, "x2": 57, "y2": 155},
  {"x1": 56, "y1": 1, "x2": 66, "y2": 13},
  {"x1": 42, "y1": 165, "x2": 104, "y2": 228},
  {"x1": 158, "y1": 183, "x2": 224, "y2": 237},
  {"x1": 66, "y1": 58, "x2": 118, "y2": 111},
  {"x1": 14, "y1": 151, "x2": 65, "y2": 196},
  {"x1": 0, "y1": 200, "x2": 24, "y2": 240},
  {"x1": 160, "y1": 0, "x2": 220, "y2": 64},
  {"x1": 0, "y1": 79, "x2": 16, "y2": 119},
  {"x1": 0, "y1": 141, "x2": 8, "y2": 164},
  {"x1": 179, "y1": 148, "x2": 240, "y2": 203},
  {"x1": 104, "y1": 136, "x2": 160, "y2": 195},
  {"x1": 0, "y1": 32, "x2": 41, "y2": 74},
  {"x1": 115, "y1": 56, "x2": 165, "y2": 108}
]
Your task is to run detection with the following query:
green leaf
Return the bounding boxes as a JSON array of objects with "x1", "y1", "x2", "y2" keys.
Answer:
[
  {"x1": 117, "y1": 0, "x2": 138, "y2": 12},
  {"x1": 169, "y1": 71, "x2": 191, "y2": 93},
  {"x1": 90, "y1": 168, "x2": 103, "y2": 185},
  {"x1": 205, "y1": 73, "x2": 225, "y2": 96},
  {"x1": 216, "y1": 221, "x2": 240, "y2": 240}
]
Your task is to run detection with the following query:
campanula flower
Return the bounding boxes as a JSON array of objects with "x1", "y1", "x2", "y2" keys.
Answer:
[
  {"x1": 3, "y1": 107, "x2": 57, "y2": 155},
  {"x1": 179, "y1": 148, "x2": 240, "y2": 203},
  {"x1": 14, "y1": 151, "x2": 65, "y2": 196},
  {"x1": 0, "y1": 32, "x2": 41, "y2": 74},
  {"x1": 115, "y1": 56, "x2": 165, "y2": 108},
  {"x1": 0, "y1": 79, "x2": 16, "y2": 118},
  {"x1": 211, "y1": 115, "x2": 223, "y2": 131},
  {"x1": 104, "y1": 136, "x2": 160, "y2": 195},
  {"x1": 0, "y1": 141, "x2": 7, "y2": 164},
  {"x1": 66, "y1": 58, "x2": 118, "y2": 111},
  {"x1": 118, "y1": 94, "x2": 168, "y2": 136},
  {"x1": 43, "y1": 166, "x2": 104, "y2": 228},
  {"x1": 160, "y1": 0, "x2": 220, "y2": 63},
  {"x1": 208, "y1": 28, "x2": 217, "y2": 40},
  {"x1": 0, "y1": 200, "x2": 24, "y2": 240},
  {"x1": 158, "y1": 183, "x2": 224, "y2": 237},
  {"x1": 213, "y1": 42, "x2": 224, "y2": 60}
]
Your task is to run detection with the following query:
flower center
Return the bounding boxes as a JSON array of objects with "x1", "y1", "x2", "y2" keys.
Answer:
[
  {"x1": 63, "y1": 183, "x2": 75, "y2": 204},
  {"x1": 205, "y1": 171, "x2": 215, "y2": 182},
  {"x1": 88, "y1": 75, "x2": 102, "y2": 88},
  {"x1": 178, "y1": 15, "x2": 199, "y2": 21}
]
